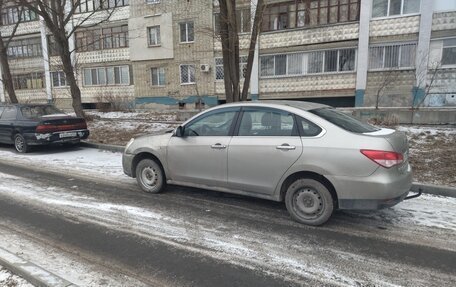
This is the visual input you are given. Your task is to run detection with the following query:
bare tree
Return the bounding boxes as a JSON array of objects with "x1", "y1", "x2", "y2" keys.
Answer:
[
  {"x1": 218, "y1": 0, "x2": 265, "y2": 103},
  {"x1": 373, "y1": 69, "x2": 399, "y2": 109},
  {"x1": 17, "y1": 0, "x2": 121, "y2": 117},
  {"x1": 0, "y1": 0, "x2": 25, "y2": 103}
]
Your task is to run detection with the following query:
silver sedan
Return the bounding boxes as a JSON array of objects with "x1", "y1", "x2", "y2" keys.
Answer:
[{"x1": 122, "y1": 101, "x2": 414, "y2": 225}]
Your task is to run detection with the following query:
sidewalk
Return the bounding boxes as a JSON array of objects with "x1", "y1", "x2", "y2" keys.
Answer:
[{"x1": 0, "y1": 247, "x2": 77, "y2": 287}]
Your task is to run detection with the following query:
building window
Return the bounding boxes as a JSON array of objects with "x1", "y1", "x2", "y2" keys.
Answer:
[
  {"x1": 368, "y1": 43, "x2": 416, "y2": 70},
  {"x1": 215, "y1": 56, "x2": 248, "y2": 80},
  {"x1": 260, "y1": 48, "x2": 356, "y2": 77},
  {"x1": 372, "y1": 0, "x2": 420, "y2": 18},
  {"x1": 83, "y1": 65, "x2": 130, "y2": 86},
  {"x1": 7, "y1": 38, "x2": 42, "y2": 58},
  {"x1": 12, "y1": 73, "x2": 45, "y2": 90},
  {"x1": 261, "y1": 0, "x2": 359, "y2": 32},
  {"x1": 180, "y1": 64, "x2": 195, "y2": 84},
  {"x1": 214, "y1": 8, "x2": 251, "y2": 34},
  {"x1": 148, "y1": 26, "x2": 161, "y2": 46},
  {"x1": 151, "y1": 67, "x2": 165, "y2": 86},
  {"x1": 75, "y1": 0, "x2": 129, "y2": 13},
  {"x1": 442, "y1": 38, "x2": 456, "y2": 66},
  {"x1": 51, "y1": 71, "x2": 66, "y2": 87},
  {"x1": 76, "y1": 24, "x2": 128, "y2": 51},
  {"x1": 180, "y1": 22, "x2": 194, "y2": 43},
  {"x1": 0, "y1": 5, "x2": 37, "y2": 25}
]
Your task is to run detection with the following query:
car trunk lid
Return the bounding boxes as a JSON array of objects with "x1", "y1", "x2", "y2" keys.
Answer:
[{"x1": 36, "y1": 115, "x2": 87, "y2": 133}]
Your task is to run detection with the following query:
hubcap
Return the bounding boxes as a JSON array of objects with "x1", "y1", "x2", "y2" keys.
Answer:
[
  {"x1": 141, "y1": 166, "x2": 159, "y2": 187},
  {"x1": 15, "y1": 136, "x2": 24, "y2": 152},
  {"x1": 294, "y1": 188, "x2": 324, "y2": 218}
]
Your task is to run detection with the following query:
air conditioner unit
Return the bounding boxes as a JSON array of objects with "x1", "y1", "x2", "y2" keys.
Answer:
[{"x1": 200, "y1": 64, "x2": 210, "y2": 72}]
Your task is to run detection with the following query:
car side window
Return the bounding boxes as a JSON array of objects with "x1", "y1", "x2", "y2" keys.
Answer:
[
  {"x1": 238, "y1": 108, "x2": 297, "y2": 136},
  {"x1": 184, "y1": 110, "x2": 237, "y2": 136},
  {"x1": 296, "y1": 116, "x2": 322, "y2": 137},
  {"x1": 0, "y1": 107, "x2": 17, "y2": 120}
]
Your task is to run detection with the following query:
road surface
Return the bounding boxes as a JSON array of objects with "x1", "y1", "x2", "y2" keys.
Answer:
[{"x1": 0, "y1": 146, "x2": 455, "y2": 286}]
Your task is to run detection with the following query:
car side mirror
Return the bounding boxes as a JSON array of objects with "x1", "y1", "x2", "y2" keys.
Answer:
[{"x1": 175, "y1": 126, "x2": 185, "y2": 137}]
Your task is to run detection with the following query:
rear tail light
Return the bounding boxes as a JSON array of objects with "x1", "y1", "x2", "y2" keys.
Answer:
[
  {"x1": 360, "y1": 149, "x2": 404, "y2": 168},
  {"x1": 36, "y1": 121, "x2": 87, "y2": 133}
]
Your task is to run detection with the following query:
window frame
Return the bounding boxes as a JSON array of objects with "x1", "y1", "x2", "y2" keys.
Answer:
[
  {"x1": 259, "y1": 48, "x2": 357, "y2": 78},
  {"x1": 182, "y1": 107, "x2": 241, "y2": 137},
  {"x1": 12, "y1": 72, "x2": 45, "y2": 90},
  {"x1": 150, "y1": 67, "x2": 166, "y2": 86},
  {"x1": 147, "y1": 26, "x2": 161, "y2": 46},
  {"x1": 233, "y1": 106, "x2": 300, "y2": 137},
  {"x1": 50, "y1": 71, "x2": 67, "y2": 88},
  {"x1": 372, "y1": 0, "x2": 421, "y2": 19},
  {"x1": 75, "y1": 24, "x2": 129, "y2": 52},
  {"x1": 368, "y1": 42, "x2": 417, "y2": 71},
  {"x1": 179, "y1": 64, "x2": 196, "y2": 85},
  {"x1": 83, "y1": 65, "x2": 131, "y2": 87},
  {"x1": 179, "y1": 21, "x2": 194, "y2": 43},
  {"x1": 261, "y1": 0, "x2": 360, "y2": 32},
  {"x1": 441, "y1": 38, "x2": 456, "y2": 67}
]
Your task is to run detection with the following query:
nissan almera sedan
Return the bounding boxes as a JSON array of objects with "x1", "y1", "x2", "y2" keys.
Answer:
[{"x1": 122, "y1": 101, "x2": 414, "y2": 225}]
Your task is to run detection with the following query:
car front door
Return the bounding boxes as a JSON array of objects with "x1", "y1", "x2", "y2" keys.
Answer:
[
  {"x1": 227, "y1": 107, "x2": 303, "y2": 195},
  {"x1": 167, "y1": 107, "x2": 239, "y2": 188},
  {"x1": 0, "y1": 106, "x2": 17, "y2": 144}
]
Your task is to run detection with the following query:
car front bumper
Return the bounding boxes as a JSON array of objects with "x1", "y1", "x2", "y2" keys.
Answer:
[{"x1": 122, "y1": 152, "x2": 134, "y2": 177}]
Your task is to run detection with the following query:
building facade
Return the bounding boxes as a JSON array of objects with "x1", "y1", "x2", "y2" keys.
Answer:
[{"x1": 0, "y1": 0, "x2": 455, "y2": 109}]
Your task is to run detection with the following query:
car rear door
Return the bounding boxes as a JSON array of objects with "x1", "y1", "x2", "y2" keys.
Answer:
[
  {"x1": 0, "y1": 106, "x2": 17, "y2": 144},
  {"x1": 227, "y1": 107, "x2": 303, "y2": 195},
  {"x1": 167, "y1": 107, "x2": 240, "y2": 188}
]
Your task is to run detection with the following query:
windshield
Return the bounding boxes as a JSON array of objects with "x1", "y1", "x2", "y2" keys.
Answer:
[
  {"x1": 310, "y1": 108, "x2": 379, "y2": 133},
  {"x1": 20, "y1": 106, "x2": 65, "y2": 119}
]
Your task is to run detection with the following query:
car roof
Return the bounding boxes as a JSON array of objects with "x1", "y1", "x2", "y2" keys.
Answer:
[{"x1": 215, "y1": 100, "x2": 329, "y2": 111}]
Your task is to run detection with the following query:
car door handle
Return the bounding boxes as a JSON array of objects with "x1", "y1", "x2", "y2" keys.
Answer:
[
  {"x1": 276, "y1": 144, "x2": 296, "y2": 150},
  {"x1": 211, "y1": 143, "x2": 227, "y2": 149}
]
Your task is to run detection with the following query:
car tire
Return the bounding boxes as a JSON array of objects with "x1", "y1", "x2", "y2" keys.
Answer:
[
  {"x1": 14, "y1": 133, "x2": 29, "y2": 153},
  {"x1": 135, "y1": 158, "x2": 166, "y2": 193},
  {"x1": 285, "y1": 178, "x2": 334, "y2": 226}
]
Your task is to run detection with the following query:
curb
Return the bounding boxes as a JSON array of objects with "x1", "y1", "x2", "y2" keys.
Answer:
[
  {"x1": 0, "y1": 247, "x2": 78, "y2": 287},
  {"x1": 411, "y1": 183, "x2": 456, "y2": 198},
  {"x1": 79, "y1": 142, "x2": 456, "y2": 199},
  {"x1": 81, "y1": 141, "x2": 124, "y2": 153}
]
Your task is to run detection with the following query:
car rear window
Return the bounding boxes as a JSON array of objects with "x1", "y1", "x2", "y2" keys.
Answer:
[
  {"x1": 20, "y1": 106, "x2": 64, "y2": 119},
  {"x1": 309, "y1": 108, "x2": 379, "y2": 133}
]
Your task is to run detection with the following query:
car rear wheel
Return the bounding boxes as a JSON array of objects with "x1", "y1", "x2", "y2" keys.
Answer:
[
  {"x1": 285, "y1": 178, "x2": 334, "y2": 226},
  {"x1": 136, "y1": 159, "x2": 165, "y2": 193},
  {"x1": 14, "y1": 134, "x2": 29, "y2": 153}
]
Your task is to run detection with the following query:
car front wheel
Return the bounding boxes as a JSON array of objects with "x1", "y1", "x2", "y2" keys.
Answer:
[
  {"x1": 14, "y1": 134, "x2": 29, "y2": 153},
  {"x1": 135, "y1": 158, "x2": 166, "y2": 193},
  {"x1": 285, "y1": 178, "x2": 334, "y2": 226}
]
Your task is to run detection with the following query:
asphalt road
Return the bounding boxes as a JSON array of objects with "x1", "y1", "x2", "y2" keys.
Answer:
[{"x1": 0, "y1": 160, "x2": 455, "y2": 286}]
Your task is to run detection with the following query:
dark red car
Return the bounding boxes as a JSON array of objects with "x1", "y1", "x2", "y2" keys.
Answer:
[{"x1": 0, "y1": 104, "x2": 89, "y2": 153}]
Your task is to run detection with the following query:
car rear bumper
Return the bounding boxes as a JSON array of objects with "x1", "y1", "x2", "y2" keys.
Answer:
[
  {"x1": 329, "y1": 163, "x2": 413, "y2": 210},
  {"x1": 24, "y1": 129, "x2": 90, "y2": 145}
]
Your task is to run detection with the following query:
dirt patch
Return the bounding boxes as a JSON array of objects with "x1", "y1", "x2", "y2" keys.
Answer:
[{"x1": 402, "y1": 128, "x2": 456, "y2": 187}]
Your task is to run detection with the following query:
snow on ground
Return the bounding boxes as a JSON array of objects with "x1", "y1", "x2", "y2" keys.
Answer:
[
  {"x1": 0, "y1": 147, "x2": 132, "y2": 185},
  {"x1": 86, "y1": 111, "x2": 178, "y2": 121},
  {"x1": 0, "y1": 267, "x2": 32, "y2": 287}
]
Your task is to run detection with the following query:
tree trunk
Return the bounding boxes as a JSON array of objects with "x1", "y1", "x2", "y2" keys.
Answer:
[
  {"x1": 0, "y1": 35, "x2": 18, "y2": 103},
  {"x1": 241, "y1": 0, "x2": 264, "y2": 101},
  {"x1": 58, "y1": 34, "x2": 84, "y2": 118},
  {"x1": 219, "y1": 0, "x2": 240, "y2": 103}
]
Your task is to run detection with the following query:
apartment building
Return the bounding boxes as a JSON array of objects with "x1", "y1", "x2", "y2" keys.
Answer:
[{"x1": 0, "y1": 0, "x2": 455, "y2": 109}]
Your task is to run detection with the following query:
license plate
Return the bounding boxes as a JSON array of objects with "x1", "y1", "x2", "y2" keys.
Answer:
[{"x1": 59, "y1": 132, "x2": 77, "y2": 138}]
